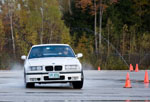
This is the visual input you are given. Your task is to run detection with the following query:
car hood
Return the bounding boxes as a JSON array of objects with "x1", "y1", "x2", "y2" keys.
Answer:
[{"x1": 27, "y1": 57, "x2": 80, "y2": 66}]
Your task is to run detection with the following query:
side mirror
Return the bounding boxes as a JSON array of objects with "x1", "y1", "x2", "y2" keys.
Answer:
[
  {"x1": 21, "y1": 55, "x2": 27, "y2": 60},
  {"x1": 76, "y1": 53, "x2": 83, "y2": 58}
]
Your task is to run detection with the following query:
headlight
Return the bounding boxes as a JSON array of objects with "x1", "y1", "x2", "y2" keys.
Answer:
[
  {"x1": 65, "y1": 65, "x2": 80, "y2": 71},
  {"x1": 29, "y1": 66, "x2": 43, "y2": 71}
]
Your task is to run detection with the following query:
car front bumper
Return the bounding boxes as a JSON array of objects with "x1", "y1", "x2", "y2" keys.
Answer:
[{"x1": 25, "y1": 72, "x2": 82, "y2": 83}]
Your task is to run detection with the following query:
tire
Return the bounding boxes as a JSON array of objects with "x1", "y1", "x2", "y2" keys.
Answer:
[
  {"x1": 24, "y1": 70, "x2": 35, "y2": 88},
  {"x1": 72, "y1": 72, "x2": 84, "y2": 89},
  {"x1": 26, "y1": 83, "x2": 35, "y2": 88}
]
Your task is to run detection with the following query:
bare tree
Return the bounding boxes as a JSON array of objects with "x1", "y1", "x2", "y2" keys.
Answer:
[
  {"x1": 8, "y1": 1, "x2": 16, "y2": 58},
  {"x1": 58, "y1": 0, "x2": 72, "y2": 15},
  {"x1": 68, "y1": 0, "x2": 72, "y2": 14},
  {"x1": 94, "y1": 0, "x2": 98, "y2": 53},
  {"x1": 40, "y1": 0, "x2": 44, "y2": 44},
  {"x1": 99, "y1": 0, "x2": 103, "y2": 47}
]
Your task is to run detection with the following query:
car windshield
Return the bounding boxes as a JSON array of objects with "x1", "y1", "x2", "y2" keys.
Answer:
[{"x1": 28, "y1": 45, "x2": 75, "y2": 59}]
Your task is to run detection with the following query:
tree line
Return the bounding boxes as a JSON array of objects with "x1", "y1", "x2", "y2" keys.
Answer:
[
  {"x1": 0, "y1": 0, "x2": 70, "y2": 69},
  {"x1": 0, "y1": 0, "x2": 150, "y2": 70}
]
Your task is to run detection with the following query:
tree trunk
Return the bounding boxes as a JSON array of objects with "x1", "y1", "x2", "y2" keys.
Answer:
[
  {"x1": 99, "y1": 0, "x2": 103, "y2": 48},
  {"x1": 122, "y1": 28, "x2": 125, "y2": 55},
  {"x1": 49, "y1": 29, "x2": 53, "y2": 43},
  {"x1": 107, "y1": 22, "x2": 110, "y2": 56},
  {"x1": 9, "y1": 2, "x2": 16, "y2": 59},
  {"x1": 129, "y1": 32, "x2": 131, "y2": 63},
  {"x1": 40, "y1": 0, "x2": 44, "y2": 44},
  {"x1": 68, "y1": 0, "x2": 72, "y2": 15},
  {"x1": 94, "y1": 0, "x2": 98, "y2": 53}
]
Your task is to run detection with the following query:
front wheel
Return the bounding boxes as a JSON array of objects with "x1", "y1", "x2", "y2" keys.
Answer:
[
  {"x1": 72, "y1": 72, "x2": 84, "y2": 89},
  {"x1": 72, "y1": 81, "x2": 83, "y2": 89}
]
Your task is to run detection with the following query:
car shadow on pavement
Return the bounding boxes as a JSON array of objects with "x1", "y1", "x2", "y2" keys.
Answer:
[{"x1": 29, "y1": 83, "x2": 75, "y2": 89}]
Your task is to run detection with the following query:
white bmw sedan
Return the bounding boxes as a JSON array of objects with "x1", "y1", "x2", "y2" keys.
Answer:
[{"x1": 21, "y1": 44, "x2": 83, "y2": 89}]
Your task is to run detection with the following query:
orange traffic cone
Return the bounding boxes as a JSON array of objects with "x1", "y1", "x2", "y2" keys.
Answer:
[
  {"x1": 124, "y1": 72, "x2": 132, "y2": 88},
  {"x1": 98, "y1": 66, "x2": 101, "y2": 71},
  {"x1": 135, "y1": 64, "x2": 139, "y2": 72},
  {"x1": 144, "y1": 70, "x2": 149, "y2": 83},
  {"x1": 129, "y1": 64, "x2": 133, "y2": 72}
]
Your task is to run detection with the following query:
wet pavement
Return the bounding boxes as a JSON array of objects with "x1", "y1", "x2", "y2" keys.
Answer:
[{"x1": 0, "y1": 70, "x2": 150, "y2": 102}]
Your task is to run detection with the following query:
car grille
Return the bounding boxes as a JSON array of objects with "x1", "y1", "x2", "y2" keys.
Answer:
[
  {"x1": 45, "y1": 66, "x2": 62, "y2": 71},
  {"x1": 54, "y1": 66, "x2": 62, "y2": 71},
  {"x1": 44, "y1": 76, "x2": 65, "y2": 80},
  {"x1": 45, "y1": 66, "x2": 53, "y2": 71}
]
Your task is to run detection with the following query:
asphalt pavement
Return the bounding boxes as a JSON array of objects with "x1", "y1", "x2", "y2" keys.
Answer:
[{"x1": 0, "y1": 70, "x2": 150, "y2": 102}]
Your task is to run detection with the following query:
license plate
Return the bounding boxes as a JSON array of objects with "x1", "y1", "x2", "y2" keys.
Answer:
[{"x1": 49, "y1": 72, "x2": 60, "y2": 78}]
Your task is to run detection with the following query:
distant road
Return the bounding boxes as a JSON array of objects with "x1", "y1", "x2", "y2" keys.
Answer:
[{"x1": 0, "y1": 70, "x2": 150, "y2": 101}]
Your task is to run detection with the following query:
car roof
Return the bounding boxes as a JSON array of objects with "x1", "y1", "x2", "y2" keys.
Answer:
[{"x1": 32, "y1": 44, "x2": 70, "y2": 47}]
